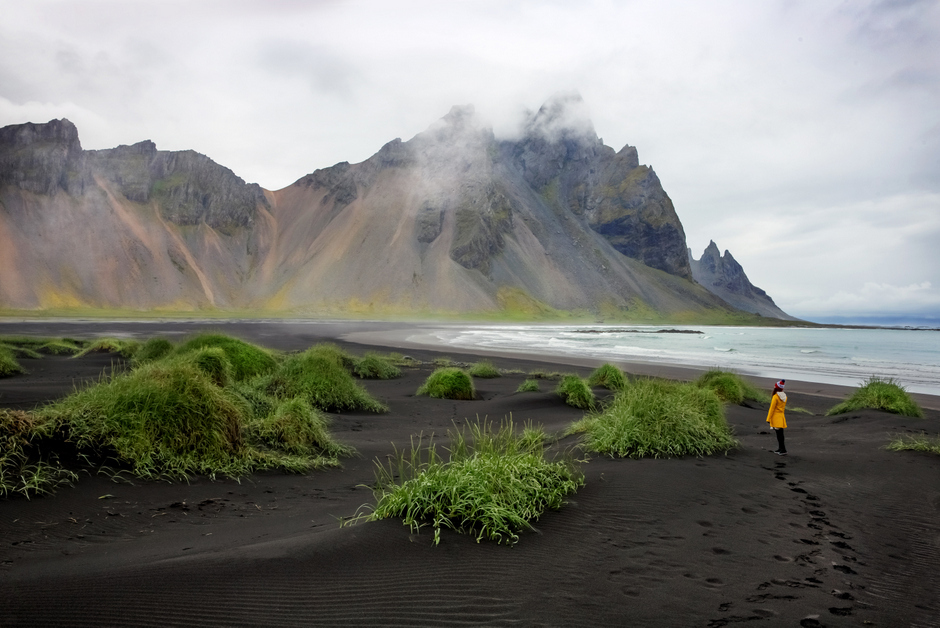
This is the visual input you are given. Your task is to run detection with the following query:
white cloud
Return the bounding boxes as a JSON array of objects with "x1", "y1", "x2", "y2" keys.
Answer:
[{"x1": 793, "y1": 281, "x2": 940, "y2": 317}]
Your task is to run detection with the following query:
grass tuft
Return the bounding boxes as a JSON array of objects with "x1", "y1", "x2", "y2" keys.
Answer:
[
  {"x1": 887, "y1": 433, "x2": 940, "y2": 455},
  {"x1": 468, "y1": 361, "x2": 501, "y2": 378},
  {"x1": 569, "y1": 378, "x2": 737, "y2": 458},
  {"x1": 695, "y1": 369, "x2": 769, "y2": 404},
  {"x1": 516, "y1": 379, "x2": 541, "y2": 393},
  {"x1": 354, "y1": 353, "x2": 402, "y2": 379},
  {"x1": 174, "y1": 333, "x2": 276, "y2": 382},
  {"x1": 1, "y1": 343, "x2": 43, "y2": 359},
  {"x1": 0, "y1": 345, "x2": 25, "y2": 377},
  {"x1": 366, "y1": 418, "x2": 584, "y2": 545},
  {"x1": 587, "y1": 363, "x2": 627, "y2": 391},
  {"x1": 247, "y1": 397, "x2": 353, "y2": 458},
  {"x1": 555, "y1": 374, "x2": 595, "y2": 410},
  {"x1": 133, "y1": 337, "x2": 174, "y2": 365},
  {"x1": 416, "y1": 367, "x2": 475, "y2": 400},
  {"x1": 37, "y1": 339, "x2": 83, "y2": 355},
  {"x1": 39, "y1": 361, "x2": 250, "y2": 480},
  {"x1": 0, "y1": 409, "x2": 77, "y2": 498},
  {"x1": 827, "y1": 376, "x2": 924, "y2": 418},
  {"x1": 259, "y1": 347, "x2": 388, "y2": 412},
  {"x1": 74, "y1": 337, "x2": 140, "y2": 359},
  {"x1": 528, "y1": 369, "x2": 563, "y2": 380}
]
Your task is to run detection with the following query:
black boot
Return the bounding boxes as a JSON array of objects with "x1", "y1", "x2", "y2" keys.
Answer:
[{"x1": 774, "y1": 428, "x2": 787, "y2": 455}]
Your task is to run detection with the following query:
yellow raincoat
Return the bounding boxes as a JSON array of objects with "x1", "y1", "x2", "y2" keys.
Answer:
[{"x1": 766, "y1": 391, "x2": 787, "y2": 428}]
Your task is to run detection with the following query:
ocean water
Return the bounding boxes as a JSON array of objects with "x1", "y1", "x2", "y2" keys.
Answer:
[{"x1": 416, "y1": 324, "x2": 940, "y2": 395}]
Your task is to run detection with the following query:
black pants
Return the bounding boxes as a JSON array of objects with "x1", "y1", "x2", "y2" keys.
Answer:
[{"x1": 774, "y1": 428, "x2": 786, "y2": 453}]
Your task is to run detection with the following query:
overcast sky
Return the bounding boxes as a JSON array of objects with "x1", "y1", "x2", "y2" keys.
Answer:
[{"x1": 1, "y1": 0, "x2": 938, "y2": 322}]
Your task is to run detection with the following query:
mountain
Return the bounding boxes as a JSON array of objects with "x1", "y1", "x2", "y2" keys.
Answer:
[
  {"x1": 689, "y1": 241, "x2": 795, "y2": 320},
  {"x1": 0, "y1": 94, "x2": 788, "y2": 320}
]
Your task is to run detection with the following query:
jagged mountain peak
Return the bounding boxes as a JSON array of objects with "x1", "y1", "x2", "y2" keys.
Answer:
[
  {"x1": 525, "y1": 90, "x2": 597, "y2": 145},
  {"x1": 690, "y1": 242, "x2": 795, "y2": 320}
]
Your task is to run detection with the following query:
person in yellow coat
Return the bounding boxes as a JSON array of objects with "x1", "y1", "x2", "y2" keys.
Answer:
[{"x1": 766, "y1": 379, "x2": 788, "y2": 455}]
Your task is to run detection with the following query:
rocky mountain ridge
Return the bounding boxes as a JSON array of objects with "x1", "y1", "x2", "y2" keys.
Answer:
[
  {"x1": 689, "y1": 241, "x2": 795, "y2": 320},
  {"x1": 0, "y1": 94, "x2": 792, "y2": 320}
]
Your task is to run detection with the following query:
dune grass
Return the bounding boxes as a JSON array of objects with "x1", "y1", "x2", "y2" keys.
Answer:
[
  {"x1": 258, "y1": 347, "x2": 388, "y2": 412},
  {"x1": 354, "y1": 353, "x2": 402, "y2": 379},
  {"x1": 587, "y1": 363, "x2": 627, "y2": 391},
  {"x1": 0, "y1": 409, "x2": 77, "y2": 498},
  {"x1": 887, "y1": 433, "x2": 940, "y2": 456},
  {"x1": 468, "y1": 361, "x2": 501, "y2": 378},
  {"x1": 516, "y1": 379, "x2": 541, "y2": 393},
  {"x1": 1, "y1": 336, "x2": 370, "y2": 495},
  {"x1": 74, "y1": 337, "x2": 140, "y2": 359},
  {"x1": 366, "y1": 418, "x2": 584, "y2": 545},
  {"x1": 37, "y1": 339, "x2": 83, "y2": 355},
  {"x1": 555, "y1": 374, "x2": 595, "y2": 410},
  {"x1": 38, "y1": 361, "x2": 252, "y2": 479},
  {"x1": 174, "y1": 333, "x2": 277, "y2": 382},
  {"x1": 417, "y1": 367, "x2": 476, "y2": 400},
  {"x1": 528, "y1": 369, "x2": 563, "y2": 380},
  {"x1": 569, "y1": 378, "x2": 737, "y2": 458},
  {"x1": 247, "y1": 396, "x2": 353, "y2": 458},
  {"x1": 827, "y1": 376, "x2": 924, "y2": 418},
  {"x1": 695, "y1": 369, "x2": 769, "y2": 404},
  {"x1": 0, "y1": 345, "x2": 24, "y2": 377},
  {"x1": 133, "y1": 337, "x2": 174, "y2": 365},
  {"x1": 2, "y1": 343, "x2": 43, "y2": 359}
]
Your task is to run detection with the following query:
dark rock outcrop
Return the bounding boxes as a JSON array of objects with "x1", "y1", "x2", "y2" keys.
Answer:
[
  {"x1": 0, "y1": 119, "x2": 85, "y2": 195},
  {"x1": 500, "y1": 91, "x2": 692, "y2": 279},
  {"x1": 87, "y1": 142, "x2": 268, "y2": 233},
  {"x1": 690, "y1": 241, "x2": 795, "y2": 320}
]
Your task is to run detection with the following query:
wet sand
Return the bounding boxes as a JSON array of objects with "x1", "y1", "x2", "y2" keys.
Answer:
[{"x1": 1, "y1": 320, "x2": 939, "y2": 627}]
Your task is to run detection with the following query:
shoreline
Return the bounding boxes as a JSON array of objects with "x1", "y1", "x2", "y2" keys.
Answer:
[
  {"x1": 342, "y1": 327, "x2": 940, "y2": 411},
  {"x1": 2, "y1": 318, "x2": 938, "y2": 409}
]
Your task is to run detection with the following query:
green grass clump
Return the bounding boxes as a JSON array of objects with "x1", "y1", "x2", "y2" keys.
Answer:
[
  {"x1": 247, "y1": 397, "x2": 352, "y2": 458},
  {"x1": 304, "y1": 343, "x2": 357, "y2": 371},
  {"x1": 174, "y1": 333, "x2": 276, "y2": 382},
  {"x1": 587, "y1": 363, "x2": 627, "y2": 390},
  {"x1": 695, "y1": 370, "x2": 769, "y2": 404},
  {"x1": 827, "y1": 377, "x2": 924, "y2": 418},
  {"x1": 432, "y1": 357, "x2": 455, "y2": 367},
  {"x1": 569, "y1": 378, "x2": 737, "y2": 458},
  {"x1": 0, "y1": 345, "x2": 24, "y2": 377},
  {"x1": 0, "y1": 409, "x2": 77, "y2": 498},
  {"x1": 887, "y1": 433, "x2": 940, "y2": 455},
  {"x1": 74, "y1": 337, "x2": 140, "y2": 359},
  {"x1": 516, "y1": 379, "x2": 541, "y2": 393},
  {"x1": 259, "y1": 348, "x2": 388, "y2": 412},
  {"x1": 37, "y1": 339, "x2": 82, "y2": 355},
  {"x1": 354, "y1": 353, "x2": 402, "y2": 379},
  {"x1": 468, "y1": 361, "x2": 501, "y2": 378},
  {"x1": 39, "y1": 361, "x2": 250, "y2": 479},
  {"x1": 185, "y1": 347, "x2": 233, "y2": 387},
  {"x1": 528, "y1": 369, "x2": 562, "y2": 380},
  {"x1": 1, "y1": 343, "x2": 43, "y2": 359},
  {"x1": 416, "y1": 368, "x2": 475, "y2": 400},
  {"x1": 387, "y1": 352, "x2": 421, "y2": 367},
  {"x1": 555, "y1": 374, "x2": 595, "y2": 410},
  {"x1": 366, "y1": 419, "x2": 584, "y2": 545},
  {"x1": 133, "y1": 337, "x2": 174, "y2": 365}
]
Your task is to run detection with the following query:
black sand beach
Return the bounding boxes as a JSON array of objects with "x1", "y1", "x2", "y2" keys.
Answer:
[{"x1": 1, "y1": 321, "x2": 939, "y2": 627}]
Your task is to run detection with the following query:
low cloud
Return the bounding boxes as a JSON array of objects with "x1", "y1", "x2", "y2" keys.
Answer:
[{"x1": 792, "y1": 281, "x2": 940, "y2": 317}]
